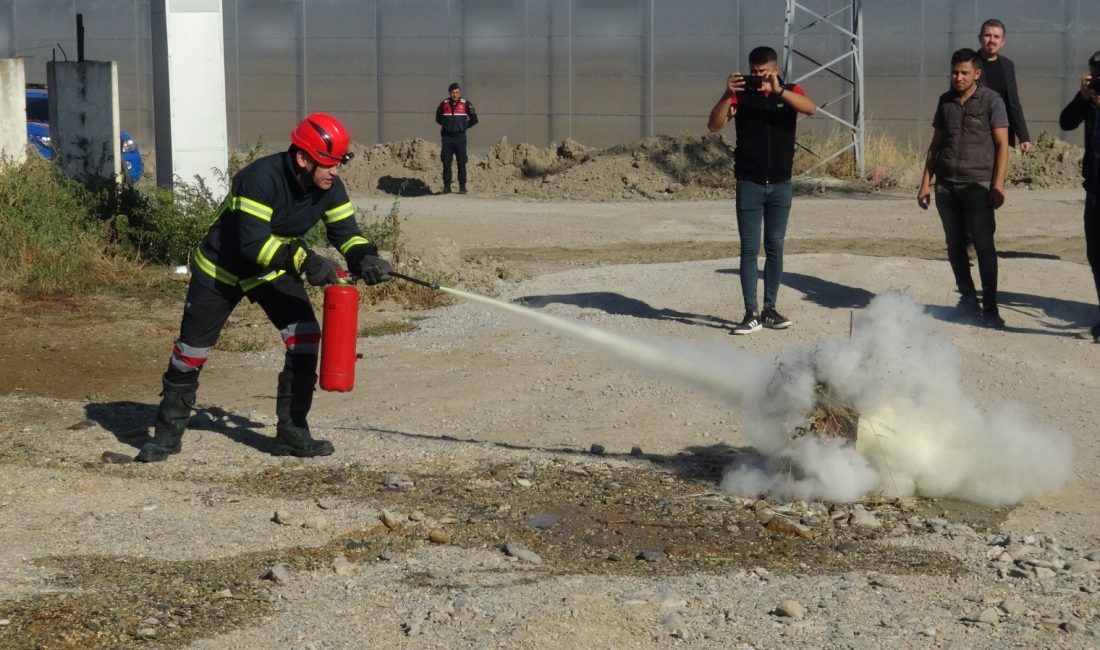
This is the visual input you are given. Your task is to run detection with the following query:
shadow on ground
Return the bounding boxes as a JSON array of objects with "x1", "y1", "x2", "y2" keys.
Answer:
[
  {"x1": 717, "y1": 267, "x2": 1096, "y2": 335},
  {"x1": 716, "y1": 267, "x2": 874, "y2": 311},
  {"x1": 518, "y1": 291, "x2": 737, "y2": 330},
  {"x1": 85, "y1": 402, "x2": 279, "y2": 455},
  {"x1": 377, "y1": 175, "x2": 434, "y2": 197}
]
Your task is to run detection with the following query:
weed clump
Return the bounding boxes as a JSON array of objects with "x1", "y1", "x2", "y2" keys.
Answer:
[{"x1": 0, "y1": 156, "x2": 121, "y2": 294}]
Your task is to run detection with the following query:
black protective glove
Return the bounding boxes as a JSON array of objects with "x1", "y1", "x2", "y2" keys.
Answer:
[
  {"x1": 358, "y1": 254, "x2": 393, "y2": 286},
  {"x1": 301, "y1": 252, "x2": 341, "y2": 286}
]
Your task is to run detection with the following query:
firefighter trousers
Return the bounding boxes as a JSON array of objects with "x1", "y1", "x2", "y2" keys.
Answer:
[{"x1": 164, "y1": 273, "x2": 321, "y2": 384}]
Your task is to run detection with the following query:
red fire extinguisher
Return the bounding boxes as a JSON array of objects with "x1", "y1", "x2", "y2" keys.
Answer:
[{"x1": 319, "y1": 274, "x2": 358, "y2": 392}]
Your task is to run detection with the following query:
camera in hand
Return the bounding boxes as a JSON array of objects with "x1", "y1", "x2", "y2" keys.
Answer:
[
  {"x1": 1090, "y1": 75, "x2": 1100, "y2": 97},
  {"x1": 742, "y1": 74, "x2": 765, "y2": 91}
]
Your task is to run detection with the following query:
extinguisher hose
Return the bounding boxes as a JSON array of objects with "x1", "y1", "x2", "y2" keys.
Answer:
[{"x1": 387, "y1": 271, "x2": 440, "y2": 290}]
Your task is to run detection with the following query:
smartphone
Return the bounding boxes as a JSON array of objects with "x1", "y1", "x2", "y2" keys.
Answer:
[
  {"x1": 1089, "y1": 75, "x2": 1100, "y2": 96},
  {"x1": 742, "y1": 74, "x2": 765, "y2": 91}
]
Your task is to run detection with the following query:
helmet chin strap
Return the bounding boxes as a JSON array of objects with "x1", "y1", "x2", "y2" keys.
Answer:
[{"x1": 293, "y1": 153, "x2": 319, "y2": 188}]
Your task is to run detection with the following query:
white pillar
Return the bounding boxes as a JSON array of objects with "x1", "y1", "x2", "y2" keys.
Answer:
[{"x1": 152, "y1": 0, "x2": 228, "y2": 192}]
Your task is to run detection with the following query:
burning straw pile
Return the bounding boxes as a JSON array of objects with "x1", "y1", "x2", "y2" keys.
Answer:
[{"x1": 796, "y1": 383, "x2": 860, "y2": 443}]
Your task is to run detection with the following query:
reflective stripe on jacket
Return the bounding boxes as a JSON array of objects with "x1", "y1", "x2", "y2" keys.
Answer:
[{"x1": 193, "y1": 151, "x2": 371, "y2": 290}]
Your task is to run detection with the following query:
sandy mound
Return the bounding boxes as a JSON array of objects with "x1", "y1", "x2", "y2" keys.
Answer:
[
  {"x1": 1006, "y1": 129, "x2": 1086, "y2": 189},
  {"x1": 341, "y1": 133, "x2": 736, "y2": 201},
  {"x1": 339, "y1": 130, "x2": 1086, "y2": 200}
]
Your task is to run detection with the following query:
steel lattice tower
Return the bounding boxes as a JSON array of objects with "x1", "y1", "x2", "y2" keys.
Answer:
[{"x1": 783, "y1": 0, "x2": 866, "y2": 177}]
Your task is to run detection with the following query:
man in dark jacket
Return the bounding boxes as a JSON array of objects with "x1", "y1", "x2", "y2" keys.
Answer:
[
  {"x1": 435, "y1": 82, "x2": 479, "y2": 194},
  {"x1": 917, "y1": 49, "x2": 1010, "y2": 329},
  {"x1": 136, "y1": 113, "x2": 392, "y2": 463},
  {"x1": 978, "y1": 19, "x2": 1031, "y2": 154},
  {"x1": 1059, "y1": 51, "x2": 1100, "y2": 342},
  {"x1": 707, "y1": 46, "x2": 816, "y2": 335}
]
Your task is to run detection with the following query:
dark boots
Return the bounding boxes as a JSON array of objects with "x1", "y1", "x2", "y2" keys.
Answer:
[
  {"x1": 274, "y1": 371, "x2": 335, "y2": 457},
  {"x1": 135, "y1": 377, "x2": 197, "y2": 462}
]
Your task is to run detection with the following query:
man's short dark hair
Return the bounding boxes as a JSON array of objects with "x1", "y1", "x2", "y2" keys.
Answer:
[
  {"x1": 951, "y1": 48, "x2": 983, "y2": 69},
  {"x1": 748, "y1": 46, "x2": 778, "y2": 66},
  {"x1": 980, "y1": 18, "x2": 1006, "y2": 34}
]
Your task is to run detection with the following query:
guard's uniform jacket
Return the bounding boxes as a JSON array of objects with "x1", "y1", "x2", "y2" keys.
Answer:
[
  {"x1": 436, "y1": 97, "x2": 478, "y2": 136},
  {"x1": 194, "y1": 151, "x2": 372, "y2": 292},
  {"x1": 729, "y1": 83, "x2": 805, "y2": 184}
]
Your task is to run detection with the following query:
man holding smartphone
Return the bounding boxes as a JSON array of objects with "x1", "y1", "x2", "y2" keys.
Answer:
[
  {"x1": 708, "y1": 46, "x2": 816, "y2": 335},
  {"x1": 1059, "y1": 51, "x2": 1100, "y2": 342}
]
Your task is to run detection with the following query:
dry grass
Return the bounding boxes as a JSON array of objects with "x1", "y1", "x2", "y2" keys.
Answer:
[
  {"x1": 794, "y1": 129, "x2": 918, "y2": 186},
  {"x1": 360, "y1": 199, "x2": 455, "y2": 310},
  {"x1": 360, "y1": 319, "x2": 419, "y2": 337},
  {"x1": 795, "y1": 383, "x2": 860, "y2": 443}
]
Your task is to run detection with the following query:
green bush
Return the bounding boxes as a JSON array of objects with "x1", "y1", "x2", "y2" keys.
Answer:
[
  {"x1": 0, "y1": 143, "x2": 407, "y2": 296},
  {"x1": 108, "y1": 175, "x2": 219, "y2": 264}
]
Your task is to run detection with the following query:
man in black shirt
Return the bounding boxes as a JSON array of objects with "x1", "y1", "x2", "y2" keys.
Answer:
[
  {"x1": 979, "y1": 18, "x2": 1031, "y2": 154},
  {"x1": 707, "y1": 46, "x2": 816, "y2": 335},
  {"x1": 1059, "y1": 51, "x2": 1100, "y2": 342}
]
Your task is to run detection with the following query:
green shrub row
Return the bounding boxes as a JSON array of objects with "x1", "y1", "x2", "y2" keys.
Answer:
[{"x1": 0, "y1": 145, "x2": 398, "y2": 296}]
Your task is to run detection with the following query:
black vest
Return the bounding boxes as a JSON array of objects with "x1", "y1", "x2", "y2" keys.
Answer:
[{"x1": 733, "y1": 85, "x2": 799, "y2": 184}]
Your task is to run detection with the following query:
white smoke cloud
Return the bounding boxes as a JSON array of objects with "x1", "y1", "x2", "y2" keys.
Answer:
[
  {"x1": 461, "y1": 286, "x2": 1072, "y2": 506},
  {"x1": 720, "y1": 292, "x2": 1074, "y2": 506}
]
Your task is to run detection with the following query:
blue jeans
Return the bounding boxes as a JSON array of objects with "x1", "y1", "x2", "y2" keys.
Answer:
[{"x1": 736, "y1": 179, "x2": 793, "y2": 312}]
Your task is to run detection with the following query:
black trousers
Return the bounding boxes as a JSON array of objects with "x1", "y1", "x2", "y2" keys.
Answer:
[
  {"x1": 1086, "y1": 193, "x2": 1100, "y2": 313},
  {"x1": 935, "y1": 181, "x2": 998, "y2": 310},
  {"x1": 441, "y1": 135, "x2": 468, "y2": 187},
  {"x1": 165, "y1": 273, "x2": 320, "y2": 384}
]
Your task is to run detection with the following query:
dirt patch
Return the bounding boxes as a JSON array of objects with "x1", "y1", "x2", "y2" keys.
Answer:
[{"x1": 1, "y1": 459, "x2": 974, "y2": 648}]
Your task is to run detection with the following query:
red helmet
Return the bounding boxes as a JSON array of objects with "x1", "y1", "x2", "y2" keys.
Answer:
[{"x1": 290, "y1": 113, "x2": 354, "y2": 165}]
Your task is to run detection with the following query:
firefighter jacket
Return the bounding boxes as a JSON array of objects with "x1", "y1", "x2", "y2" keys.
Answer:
[
  {"x1": 730, "y1": 83, "x2": 805, "y2": 184},
  {"x1": 193, "y1": 151, "x2": 372, "y2": 292},
  {"x1": 436, "y1": 97, "x2": 478, "y2": 137}
]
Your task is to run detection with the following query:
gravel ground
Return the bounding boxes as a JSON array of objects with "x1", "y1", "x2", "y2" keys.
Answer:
[{"x1": 1, "y1": 190, "x2": 1098, "y2": 648}]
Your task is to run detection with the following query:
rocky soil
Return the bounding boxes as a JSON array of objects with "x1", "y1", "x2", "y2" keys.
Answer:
[{"x1": 1, "y1": 172, "x2": 1098, "y2": 647}]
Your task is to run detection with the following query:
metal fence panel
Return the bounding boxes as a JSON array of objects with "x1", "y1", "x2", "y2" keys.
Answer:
[{"x1": 2, "y1": 0, "x2": 1099, "y2": 155}]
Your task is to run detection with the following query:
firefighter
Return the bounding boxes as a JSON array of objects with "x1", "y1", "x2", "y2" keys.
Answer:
[
  {"x1": 136, "y1": 113, "x2": 392, "y2": 462},
  {"x1": 435, "y1": 82, "x2": 478, "y2": 194}
]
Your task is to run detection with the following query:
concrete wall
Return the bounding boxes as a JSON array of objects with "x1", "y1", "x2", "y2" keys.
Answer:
[
  {"x1": 0, "y1": 58, "x2": 26, "y2": 164},
  {"x1": 47, "y1": 61, "x2": 121, "y2": 182}
]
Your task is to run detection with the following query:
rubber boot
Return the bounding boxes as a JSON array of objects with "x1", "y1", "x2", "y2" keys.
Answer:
[
  {"x1": 274, "y1": 371, "x2": 335, "y2": 457},
  {"x1": 135, "y1": 377, "x2": 197, "y2": 462}
]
